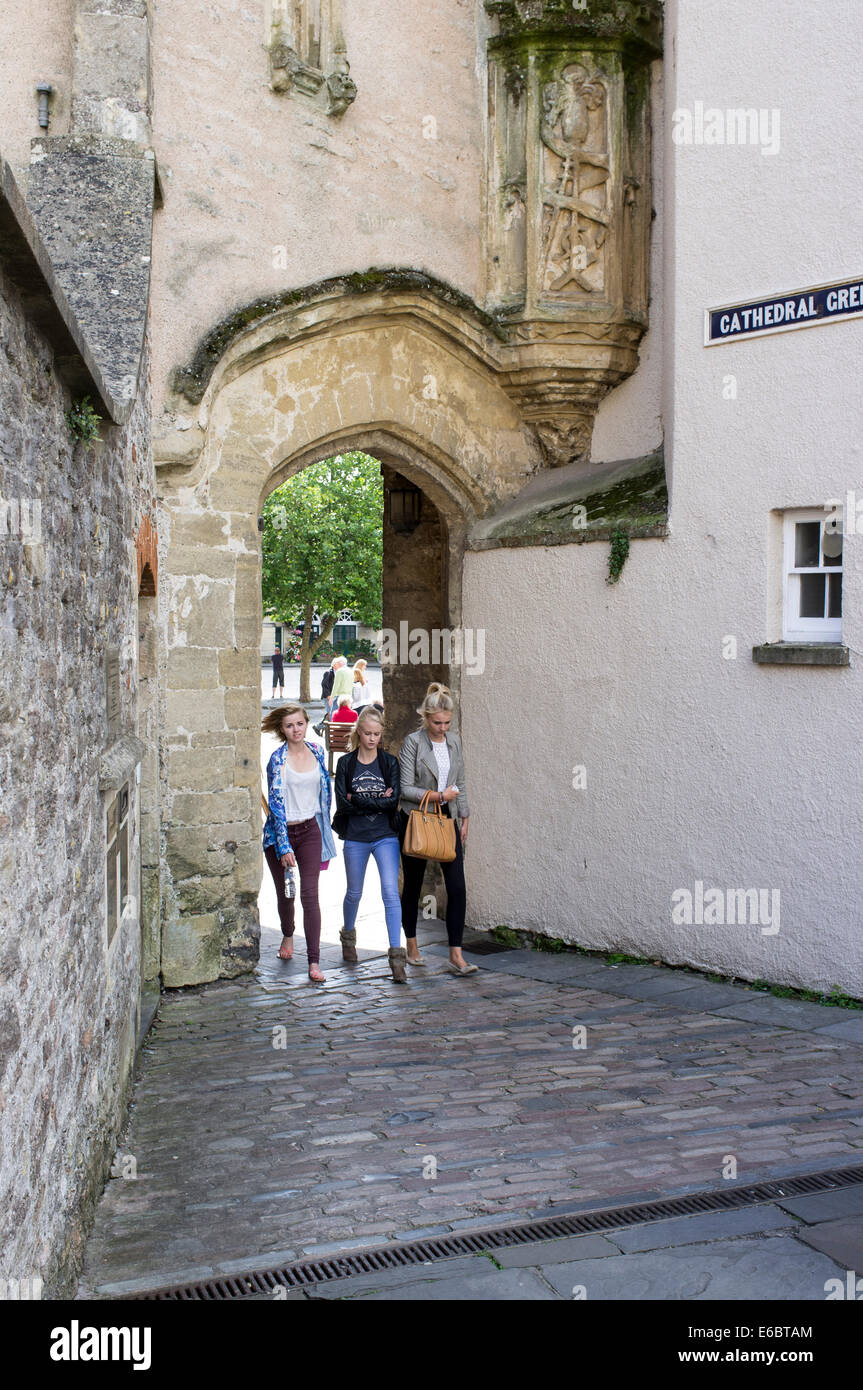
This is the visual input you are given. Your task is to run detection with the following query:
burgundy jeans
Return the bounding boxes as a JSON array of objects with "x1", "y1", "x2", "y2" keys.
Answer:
[{"x1": 264, "y1": 816, "x2": 322, "y2": 963}]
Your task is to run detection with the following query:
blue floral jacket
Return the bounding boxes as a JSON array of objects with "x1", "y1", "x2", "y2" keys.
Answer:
[{"x1": 263, "y1": 740, "x2": 337, "y2": 863}]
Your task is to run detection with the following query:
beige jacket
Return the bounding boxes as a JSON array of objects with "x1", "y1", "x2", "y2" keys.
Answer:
[{"x1": 398, "y1": 727, "x2": 469, "y2": 827}]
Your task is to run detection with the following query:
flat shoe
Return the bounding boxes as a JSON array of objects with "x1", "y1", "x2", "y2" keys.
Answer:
[
  {"x1": 447, "y1": 961, "x2": 478, "y2": 975},
  {"x1": 407, "y1": 954, "x2": 426, "y2": 966}
]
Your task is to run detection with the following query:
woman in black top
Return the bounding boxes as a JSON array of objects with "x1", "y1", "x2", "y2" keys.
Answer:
[{"x1": 333, "y1": 707, "x2": 406, "y2": 982}]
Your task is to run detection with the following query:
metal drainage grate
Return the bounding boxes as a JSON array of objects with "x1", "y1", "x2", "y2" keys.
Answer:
[{"x1": 126, "y1": 1161, "x2": 863, "y2": 1300}]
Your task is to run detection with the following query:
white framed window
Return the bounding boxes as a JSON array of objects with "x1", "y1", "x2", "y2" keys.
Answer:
[{"x1": 782, "y1": 508, "x2": 843, "y2": 642}]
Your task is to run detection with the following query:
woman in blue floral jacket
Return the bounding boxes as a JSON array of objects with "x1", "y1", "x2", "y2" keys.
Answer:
[{"x1": 262, "y1": 704, "x2": 337, "y2": 982}]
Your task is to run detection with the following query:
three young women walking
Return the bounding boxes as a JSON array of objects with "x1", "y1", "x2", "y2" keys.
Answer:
[
  {"x1": 332, "y1": 706, "x2": 407, "y2": 982},
  {"x1": 262, "y1": 704, "x2": 337, "y2": 983},
  {"x1": 398, "y1": 682, "x2": 477, "y2": 976}
]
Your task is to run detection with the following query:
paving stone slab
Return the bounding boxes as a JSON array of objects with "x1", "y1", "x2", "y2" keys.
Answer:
[
  {"x1": 662, "y1": 984, "x2": 757, "y2": 1012},
  {"x1": 538, "y1": 1234, "x2": 844, "y2": 1301},
  {"x1": 794, "y1": 1216, "x2": 863, "y2": 1271},
  {"x1": 774, "y1": 1182, "x2": 863, "y2": 1223},
  {"x1": 336, "y1": 1267, "x2": 559, "y2": 1300},
  {"x1": 305, "y1": 1253, "x2": 490, "y2": 1297},
  {"x1": 813, "y1": 1017, "x2": 863, "y2": 1044},
  {"x1": 714, "y1": 997, "x2": 849, "y2": 1030},
  {"x1": 609, "y1": 1203, "x2": 794, "y2": 1253},
  {"x1": 494, "y1": 1233, "x2": 621, "y2": 1267},
  {"x1": 614, "y1": 976, "x2": 711, "y2": 1001}
]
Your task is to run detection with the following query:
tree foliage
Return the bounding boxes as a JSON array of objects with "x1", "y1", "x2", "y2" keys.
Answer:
[{"x1": 262, "y1": 453, "x2": 383, "y2": 701}]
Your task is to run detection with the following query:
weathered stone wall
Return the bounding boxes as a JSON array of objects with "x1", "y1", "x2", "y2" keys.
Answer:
[{"x1": 0, "y1": 253, "x2": 154, "y2": 1295}]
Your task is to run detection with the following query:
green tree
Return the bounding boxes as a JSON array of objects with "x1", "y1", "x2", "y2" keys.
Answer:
[{"x1": 262, "y1": 453, "x2": 383, "y2": 701}]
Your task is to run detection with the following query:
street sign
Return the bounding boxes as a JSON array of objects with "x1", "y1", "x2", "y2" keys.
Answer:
[{"x1": 705, "y1": 276, "x2": 863, "y2": 345}]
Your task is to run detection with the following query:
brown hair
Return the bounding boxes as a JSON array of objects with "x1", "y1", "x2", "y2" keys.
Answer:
[
  {"x1": 349, "y1": 704, "x2": 385, "y2": 752},
  {"x1": 261, "y1": 704, "x2": 310, "y2": 741}
]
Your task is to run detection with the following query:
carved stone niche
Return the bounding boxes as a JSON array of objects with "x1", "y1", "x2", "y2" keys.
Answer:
[
  {"x1": 268, "y1": 0, "x2": 357, "y2": 117},
  {"x1": 485, "y1": 1, "x2": 662, "y2": 465}
]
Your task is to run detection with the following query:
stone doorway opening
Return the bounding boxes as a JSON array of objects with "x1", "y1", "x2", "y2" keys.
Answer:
[
  {"x1": 257, "y1": 446, "x2": 459, "y2": 960},
  {"x1": 160, "y1": 422, "x2": 475, "y2": 987}
]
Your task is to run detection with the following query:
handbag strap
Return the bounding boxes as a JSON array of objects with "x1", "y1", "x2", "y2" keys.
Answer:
[{"x1": 418, "y1": 790, "x2": 444, "y2": 818}]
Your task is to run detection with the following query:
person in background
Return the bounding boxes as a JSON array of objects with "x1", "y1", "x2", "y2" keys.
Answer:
[
  {"x1": 261, "y1": 704, "x2": 337, "y2": 983},
  {"x1": 333, "y1": 706, "x2": 406, "y2": 982},
  {"x1": 321, "y1": 658, "x2": 337, "y2": 717},
  {"x1": 398, "y1": 682, "x2": 476, "y2": 976},
  {"x1": 271, "y1": 645, "x2": 285, "y2": 699},
  {"x1": 329, "y1": 655, "x2": 353, "y2": 716},
  {"x1": 352, "y1": 658, "x2": 369, "y2": 713},
  {"x1": 314, "y1": 655, "x2": 340, "y2": 735},
  {"x1": 332, "y1": 695, "x2": 358, "y2": 724}
]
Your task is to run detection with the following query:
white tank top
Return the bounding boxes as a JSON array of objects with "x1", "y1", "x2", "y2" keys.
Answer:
[{"x1": 281, "y1": 758, "x2": 320, "y2": 822}]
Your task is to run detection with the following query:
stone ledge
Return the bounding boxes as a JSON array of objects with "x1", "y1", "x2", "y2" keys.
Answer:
[
  {"x1": 752, "y1": 643, "x2": 850, "y2": 667},
  {"x1": 467, "y1": 448, "x2": 668, "y2": 550},
  {"x1": 0, "y1": 156, "x2": 110, "y2": 408},
  {"x1": 25, "y1": 135, "x2": 157, "y2": 424}
]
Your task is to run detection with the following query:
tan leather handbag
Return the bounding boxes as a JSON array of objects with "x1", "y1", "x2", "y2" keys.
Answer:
[{"x1": 403, "y1": 791, "x2": 457, "y2": 863}]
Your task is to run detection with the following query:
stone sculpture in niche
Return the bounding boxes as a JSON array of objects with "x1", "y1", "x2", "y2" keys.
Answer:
[
  {"x1": 484, "y1": 0, "x2": 662, "y2": 466},
  {"x1": 268, "y1": 0, "x2": 357, "y2": 115},
  {"x1": 540, "y1": 64, "x2": 610, "y2": 295}
]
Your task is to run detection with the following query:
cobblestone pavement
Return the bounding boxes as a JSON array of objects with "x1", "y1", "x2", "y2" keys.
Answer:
[{"x1": 78, "y1": 927, "x2": 863, "y2": 1297}]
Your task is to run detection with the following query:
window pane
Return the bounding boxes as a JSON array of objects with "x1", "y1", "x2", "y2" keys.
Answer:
[
  {"x1": 822, "y1": 530, "x2": 843, "y2": 565},
  {"x1": 799, "y1": 573, "x2": 825, "y2": 618},
  {"x1": 795, "y1": 522, "x2": 821, "y2": 568},
  {"x1": 828, "y1": 572, "x2": 843, "y2": 619}
]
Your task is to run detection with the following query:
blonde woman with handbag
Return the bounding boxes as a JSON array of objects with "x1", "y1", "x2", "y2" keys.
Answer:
[{"x1": 398, "y1": 682, "x2": 477, "y2": 976}]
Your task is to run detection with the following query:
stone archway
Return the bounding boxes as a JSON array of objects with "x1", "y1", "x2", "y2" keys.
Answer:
[{"x1": 155, "y1": 284, "x2": 542, "y2": 985}]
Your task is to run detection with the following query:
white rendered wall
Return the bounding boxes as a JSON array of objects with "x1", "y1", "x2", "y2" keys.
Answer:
[{"x1": 463, "y1": 0, "x2": 863, "y2": 995}]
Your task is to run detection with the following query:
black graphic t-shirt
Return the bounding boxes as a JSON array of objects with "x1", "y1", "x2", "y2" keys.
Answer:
[{"x1": 346, "y1": 755, "x2": 397, "y2": 843}]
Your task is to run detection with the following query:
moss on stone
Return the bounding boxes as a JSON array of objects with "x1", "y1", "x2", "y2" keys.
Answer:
[
  {"x1": 484, "y1": 0, "x2": 663, "y2": 57},
  {"x1": 171, "y1": 267, "x2": 506, "y2": 405},
  {"x1": 470, "y1": 449, "x2": 668, "y2": 550}
]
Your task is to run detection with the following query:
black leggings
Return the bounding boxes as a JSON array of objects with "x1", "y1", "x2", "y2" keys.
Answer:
[{"x1": 400, "y1": 812, "x2": 466, "y2": 948}]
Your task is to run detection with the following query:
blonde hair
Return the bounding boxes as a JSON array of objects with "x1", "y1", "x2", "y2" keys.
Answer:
[
  {"x1": 349, "y1": 704, "x2": 385, "y2": 752},
  {"x1": 261, "y1": 704, "x2": 309, "y2": 741},
  {"x1": 417, "y1": 682, "x2": 455, "y2": 727},
  {"x1": 352, "y1": 659, "x2": 367, "y2": 685}
]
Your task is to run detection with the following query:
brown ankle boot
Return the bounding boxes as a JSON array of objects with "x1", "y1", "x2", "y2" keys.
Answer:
[
  {"x1": 388, "y1": 947, "x2": 407, "y2": 983},
  {"x1": 340, "y1": 929, "x2": 358, "y2": 964}
]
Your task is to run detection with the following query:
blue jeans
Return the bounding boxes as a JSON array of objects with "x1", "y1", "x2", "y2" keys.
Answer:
[{"x1": 342, "y1": 835, "x2": 403, "y2": 948}]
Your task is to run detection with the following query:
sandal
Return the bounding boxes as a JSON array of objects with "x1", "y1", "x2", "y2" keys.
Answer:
[
  {"x1": 447, "y1": 960, "x2": 478, "y2": 976},
  {"x1": 308, "y1": 964, "x2": 326, "y2": 983}
]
